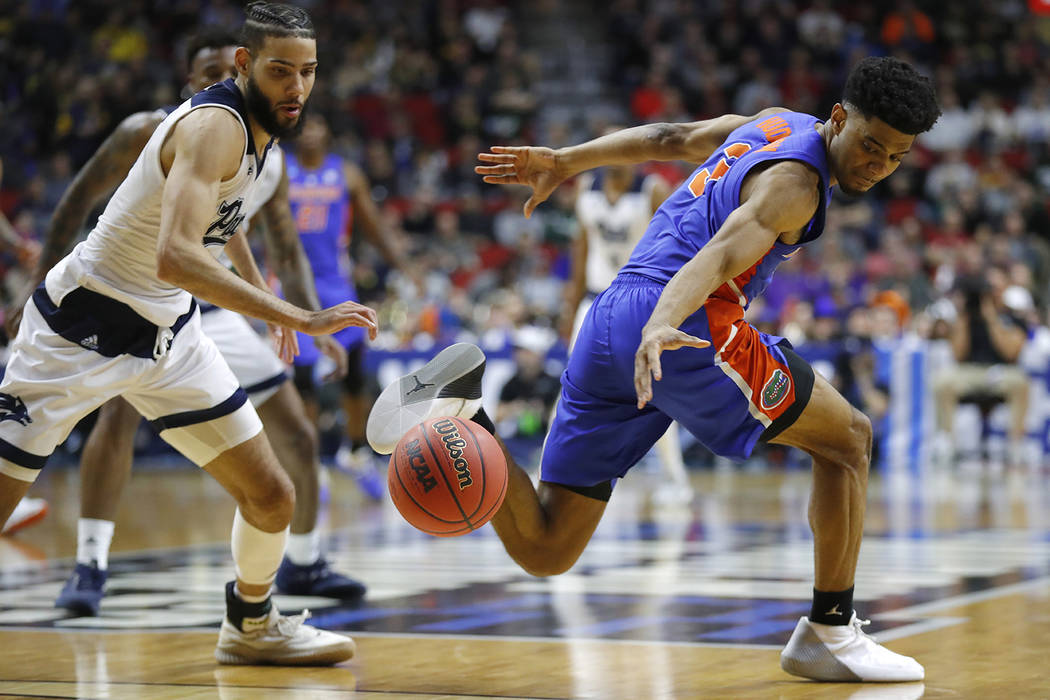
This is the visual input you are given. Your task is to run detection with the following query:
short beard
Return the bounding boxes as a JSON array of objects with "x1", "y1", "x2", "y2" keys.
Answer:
[{"x1": 244, "y1": 73, "x2": 306, "y2": 140}]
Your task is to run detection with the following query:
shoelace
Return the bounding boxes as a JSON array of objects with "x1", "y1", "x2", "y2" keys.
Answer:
[
  {"x1": 851, "y1": 616, "x2": 875, "y2": 642},
  {"x1": 274, "y1": 609, "x2": 312, "y2": 636}
]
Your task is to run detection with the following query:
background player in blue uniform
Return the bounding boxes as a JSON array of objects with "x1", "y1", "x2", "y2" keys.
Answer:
[
  {"x1": 285, "y1": 113, "x2": 411, "y2": 496},
  {"x1": 471, "y1": 56, "x2": 939, "y2": 682}
]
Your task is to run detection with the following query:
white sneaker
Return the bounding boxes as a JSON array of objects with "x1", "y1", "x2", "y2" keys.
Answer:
[
  {"x1": 366, "y1": 343, "x2": 486, "y2": 454},
  {"x1": 780, "y1": 613, "x2": 924, "y2": 682},
  {"x1": 2, "y1": 497, "x2": 48, "y2": 535},
  {"x1": 215, "y1": 605, "x2": 356, "y2": 666}
]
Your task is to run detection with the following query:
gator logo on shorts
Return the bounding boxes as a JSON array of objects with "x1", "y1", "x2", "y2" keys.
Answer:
[
  {"x1": 760, "y1": 369, "x2": 791, "y2": 411},
  {"x1": 0, "y1": 393, "x2": 32, "y2": 426}
]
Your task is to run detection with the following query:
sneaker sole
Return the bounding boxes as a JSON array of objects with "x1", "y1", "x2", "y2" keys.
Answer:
[
  {"x1": 780, "y1": 622, "x2": 861, "y2": 681},
  {"x1": 366, "y1": 343, "x2": 485, "y2": 454},
  {"x1": 2, "y1": 502, "x2": 49, "y2": 535},
  {"x1": 214, "y1": 640, "x2": 356, "y2": 666}
]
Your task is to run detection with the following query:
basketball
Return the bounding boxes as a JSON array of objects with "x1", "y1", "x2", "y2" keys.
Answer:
[{"x1": 387, "y1": 416, "x2": 508, "y2": 537}]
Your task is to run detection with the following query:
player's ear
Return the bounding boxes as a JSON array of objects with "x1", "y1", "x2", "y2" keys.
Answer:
[
  {"x1": 830, "y1": 103, "x2": 848, "y2": 134},
  {"x1": 234, "y1": 47, "x2": 252, "y2": 78}
]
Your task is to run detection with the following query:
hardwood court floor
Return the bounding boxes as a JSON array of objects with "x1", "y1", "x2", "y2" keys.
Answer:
[{"x1": 1, "y1": 458, "x2": 1049, "y2": 699}]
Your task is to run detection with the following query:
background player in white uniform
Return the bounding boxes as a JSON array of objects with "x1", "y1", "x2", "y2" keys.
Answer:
[
  {"x1": 4, "y1": 28, "x2": 367, "y2": 617},
  {"x1": 560, "y1": 144, "x2": 692, "y2": 504},
  {"x1": 0, "y1": 4, "x2": 370, "y2": 665}
]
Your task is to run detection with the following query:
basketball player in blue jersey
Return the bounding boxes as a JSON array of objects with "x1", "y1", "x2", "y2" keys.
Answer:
[
  {"x1": 3, "y1": 28, "x2": 367, "y2": 616},
  {"x1": 0, "y1": 4, "x2": 371, "y2": 665},
  {"x1": 375, "y1": 56, "x2": 939, "y2": 682},
  {"x1": 284, "y1": 113, "x2": 410, "y2": 497}
]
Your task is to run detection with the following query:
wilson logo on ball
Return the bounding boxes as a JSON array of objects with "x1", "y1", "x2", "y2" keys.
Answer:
[
  {"x1": 404, "y1": 437, "x2": 438, "y2": 492},
  {"x1": 433, "y1": 418, "x2": 473, "y2": 489}
]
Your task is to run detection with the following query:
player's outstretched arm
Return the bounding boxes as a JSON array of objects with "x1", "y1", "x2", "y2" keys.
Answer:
[
  {"x1": 251, "y1": 163, "x2": 349, "y2": 375},
  {"x1": 156, "y1": 108, "x2": 377, "y2": 339},
  {"x1": 476, "y1": 108, "x2": 787, "y2": 217},
  {"x1": 634, "y1": 161, "x2": 819, "y2": 408},
  {"x1": 3, "y1": 112, "x2": 163, "y2": 337},
  {"x1": 256, "y1": 162, "x2": 322, "y2": 311}
]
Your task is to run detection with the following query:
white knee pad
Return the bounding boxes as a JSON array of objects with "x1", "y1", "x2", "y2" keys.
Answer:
[{"x1": 231, "y1": 508, "x2": 288, "y2": 587}]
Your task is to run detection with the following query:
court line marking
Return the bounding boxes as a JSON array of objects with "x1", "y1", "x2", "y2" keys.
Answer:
[
  {"x1": 0, "y1": 679, "x2": 565, "y2": 700},
  {"x1": 874, "y1": 574, "x2": 1050, "y2": 620}
]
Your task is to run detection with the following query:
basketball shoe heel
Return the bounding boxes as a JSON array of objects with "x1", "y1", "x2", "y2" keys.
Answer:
[
  {"x1": 780, "y1": 613, "x2": 924, "y2": 682},
  {"x1": 215, "y1": 605, "x2": 355, "y2": 666},
  {"x1": 366, "y1": 343, "x2": 486, "y2": 454}
]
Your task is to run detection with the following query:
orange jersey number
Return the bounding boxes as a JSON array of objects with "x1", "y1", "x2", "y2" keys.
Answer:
[{"x1": 687, "y1": 142, "x2": 752, "y2": 198}]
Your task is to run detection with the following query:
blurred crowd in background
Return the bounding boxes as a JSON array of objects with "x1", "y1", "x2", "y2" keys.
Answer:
[{"x1": 3, "y1": 0, "x2": 1050, "y2": 465}]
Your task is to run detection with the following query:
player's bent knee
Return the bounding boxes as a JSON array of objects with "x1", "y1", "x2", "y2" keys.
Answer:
[{"x1": 240, "y1": 468, "x2": 295, "y2": 528}]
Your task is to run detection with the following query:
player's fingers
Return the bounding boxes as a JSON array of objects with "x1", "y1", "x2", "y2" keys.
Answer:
[
  {"x1": 634, "y1": 349, "x2": 653, "y2": 409},
  {"x1": 489, "y1": 145, "x2": 522, "y2": 154},
  {"x1": 475, "y1": 163, "x2": 516, "y2": 175},
  {"x1": 482, "y1": 174, "x2": 523, "y2": 185},
  {"x1": 668, "y1": 333, "x2": 710, "y2": 350},
  {"x1": 476, "y1": 153, "x2": 517, "y2": 164},
  {"x1": 647, "y1": 344, "x2": 663, "y2": 382}
]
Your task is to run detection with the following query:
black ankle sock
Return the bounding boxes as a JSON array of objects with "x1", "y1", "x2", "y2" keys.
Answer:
[
  {"x1": 470, "y1": 407, "x2": 496, "y2": 436},
  {"x1": 810, "y1": 586, "x2": 853, "y2": 625},
  {"x1": 225, "y1": 581, "x2": 272, "y2": 631}
]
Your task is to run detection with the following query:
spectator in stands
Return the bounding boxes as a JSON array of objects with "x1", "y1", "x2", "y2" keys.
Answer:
[{"x1": 932, "y1": 269, "x2": 1032, "y2": 465}]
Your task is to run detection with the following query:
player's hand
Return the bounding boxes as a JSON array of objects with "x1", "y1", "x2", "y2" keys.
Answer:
[
  {"x1": 315, "y1": 335, "x2": 349, "y2": 382},
  {"x1": 634, "y1": 323, "x2": 710, "y2": 410},
  {"x1": 303, "y1": 301, "x2": 378, "y2": 339},
  {"x1": 269, "y1": 325, "x2": 300, "y2": 364},
  {"x1": 476, "y1": 146, "x2": 565, "y2": 218}
]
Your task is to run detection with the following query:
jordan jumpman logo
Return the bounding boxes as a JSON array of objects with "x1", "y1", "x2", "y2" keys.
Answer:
[{"x1": 406, "y1": 375, "x2": 435, "y2": 395}]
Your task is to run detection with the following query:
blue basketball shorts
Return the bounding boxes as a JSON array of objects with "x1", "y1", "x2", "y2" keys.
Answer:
[{"x1": 540, "y1": 273, "x2": 814, "y2": 490}]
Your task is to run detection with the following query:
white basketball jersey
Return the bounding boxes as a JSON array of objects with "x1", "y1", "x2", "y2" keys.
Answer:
[
  {"x1": 245, "y1": 144, "x2": 283, "y2": 222},
  {"x1": 575, "y1": 172, "x2": 659, "y2": 293},
  {"x1": 45, "y1": 78, "x2": 274, "y2": 327}
]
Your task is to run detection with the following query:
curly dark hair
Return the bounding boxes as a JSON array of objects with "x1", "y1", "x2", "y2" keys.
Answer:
[
  {"x1": 185, "y1": 26, "x2": 238, "y2": 71},
  {"x1": 843, "y1": 56, "x2": 940, "y2": 135},
  {"x1": 239, "y1": 2, "x2": 315, "y2": 53}
]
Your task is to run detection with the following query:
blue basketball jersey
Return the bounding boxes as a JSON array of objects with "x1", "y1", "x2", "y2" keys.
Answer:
[
  {"x1": 285, "y1": 152, "x2": 352, "y2": 287},
  {"x1": 285, "y1": 151, "x2": 365, "y2": 360},
  {"x1": 621, "y1": 111, "x2": 833, "y2": 312}
]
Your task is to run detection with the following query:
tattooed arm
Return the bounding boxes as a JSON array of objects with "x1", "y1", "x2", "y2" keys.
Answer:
[{"x1": 3, "y1": 111, "x2": 164, "y2": 336}]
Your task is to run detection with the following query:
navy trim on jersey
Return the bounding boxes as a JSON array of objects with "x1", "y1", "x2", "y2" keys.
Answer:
[
  {"x1": 32, "y1": 286, "x2": 198, "y2": 361},
  {"x1": 0, "y1": 436, "x2": 47, "y2": 470},
  {"x1": 199, "y1": 301, "x2": 220, "y2": 314},
  {"x1": 190, "y1": 78, "x2": 275, "y2": 176},
  {"x1": 149, "y1": 388, "x2": 249, "y2": 432},
  {"x1": 243, "y1": 371, "x2": 289, "y2": 396}
]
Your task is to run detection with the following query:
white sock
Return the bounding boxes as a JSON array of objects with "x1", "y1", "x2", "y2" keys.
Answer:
[
  {"x1": 231, "y1": 508, "x2": 287, "y2": 599},
  {"x1": 77, "y1": 518, "x2": 115, "y2": 570},
  {"x1": 285, "y1": 530, "x2": 322, "y2": 566}
]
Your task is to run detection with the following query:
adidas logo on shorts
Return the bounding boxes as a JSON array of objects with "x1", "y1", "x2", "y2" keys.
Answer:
[{"x1": 80, "y1": 334, "x2": 99, "y2": 350}]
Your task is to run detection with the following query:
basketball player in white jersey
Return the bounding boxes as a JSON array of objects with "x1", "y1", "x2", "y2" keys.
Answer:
[
  {"x1": 561, "y1": 136, "x2": 693, "y2": 505},
  {"x1": 0, "y1": 3, "x2": 367, "y2": 665},
  {"x1": 4, "y1": 27, "x2": 366, "y2": 617}
]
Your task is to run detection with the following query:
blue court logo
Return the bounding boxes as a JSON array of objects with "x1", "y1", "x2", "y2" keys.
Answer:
[
  {"x1": 760, "y1": 369, "x2": 791, "y2": 411},
  {"x1": 0, "y1": 392, "x2": 31, "y2": 426}
]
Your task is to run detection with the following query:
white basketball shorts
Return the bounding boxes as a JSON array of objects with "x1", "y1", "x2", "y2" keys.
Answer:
[
  {"x1": 0, "y1": 298, "x2": 262, "y2": 481},
  {"x1": 200, "y1": 306, "x2": 288, "y2": 406}
]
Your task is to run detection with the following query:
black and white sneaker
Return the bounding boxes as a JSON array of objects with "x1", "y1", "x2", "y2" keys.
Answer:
[{"x1": 366, "y1": 343, "x2": 486, "y2": 454}]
